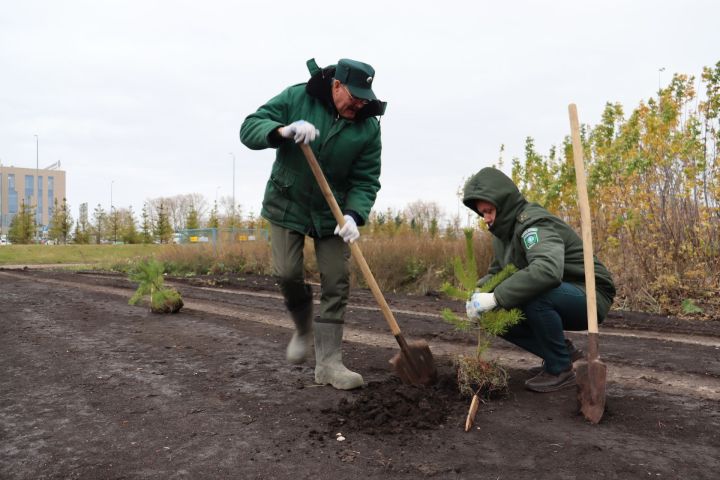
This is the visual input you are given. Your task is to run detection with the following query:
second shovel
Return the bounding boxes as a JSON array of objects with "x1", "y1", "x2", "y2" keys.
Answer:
[{"x1": 568, "y1": 103, "x2": 607, "y2": 423}]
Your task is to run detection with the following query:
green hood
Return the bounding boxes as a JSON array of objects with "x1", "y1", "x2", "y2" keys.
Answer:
[{"x1": 463, "y1": 167, "x2": 527, "y2": 240}]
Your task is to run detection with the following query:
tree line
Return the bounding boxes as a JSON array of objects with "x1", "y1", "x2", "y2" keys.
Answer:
[
  {"x1": 510, "y1": 61, "x2": 719, "y2": 313},
  {"x1": 6, "y1": 194, "x2": 266, "y2": 245}
]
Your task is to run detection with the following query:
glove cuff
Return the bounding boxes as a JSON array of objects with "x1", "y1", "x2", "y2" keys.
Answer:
[{"x1": 343, "y1": 210, "x2": 362, "y2": 226}]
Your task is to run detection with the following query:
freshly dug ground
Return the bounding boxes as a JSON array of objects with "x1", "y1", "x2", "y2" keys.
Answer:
[{"x1": 1, "y1": 268, "x2": 719, "y2": 479}]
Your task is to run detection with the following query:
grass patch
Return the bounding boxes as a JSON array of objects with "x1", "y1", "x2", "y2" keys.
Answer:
[{"x1": 0, "y1": 244, "x2": 173, "y2": 267}]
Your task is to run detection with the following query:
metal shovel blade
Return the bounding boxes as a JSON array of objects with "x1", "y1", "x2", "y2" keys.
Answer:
[
  {"x1": 388, "y1": 337, "x2": 438, "y2": 386},
  {"x1": 575, "y1": 333, "x2": 607, "y2": 424}
]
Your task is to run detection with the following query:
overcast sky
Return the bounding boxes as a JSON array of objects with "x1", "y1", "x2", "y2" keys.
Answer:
[{"x1": 1, "y1": 0, "x2": 718, "y2": 225}]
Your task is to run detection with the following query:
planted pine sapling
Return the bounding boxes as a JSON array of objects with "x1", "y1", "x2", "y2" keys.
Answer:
[
  {"x1": 128, "y1": 258, "x2": 184, "y2": 314},
  {"x1": 440, "y1": 229, "x2": 523, "y2": 430}
]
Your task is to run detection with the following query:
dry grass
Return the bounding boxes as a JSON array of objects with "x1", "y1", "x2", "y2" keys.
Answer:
[
  {"x1": 352, "y1": 231, "x2": 494, "y2": 294},
  {"x1": 110, "y1": 241, "x2": 273, "y2": 276},
  {"x1": 113, "y1": 232, "x2": 494, "y2": 295}
]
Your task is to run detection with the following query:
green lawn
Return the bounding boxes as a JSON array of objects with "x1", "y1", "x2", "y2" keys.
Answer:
[{"x1": 0, "y1": 244, "x2": 172, "y2": 267}]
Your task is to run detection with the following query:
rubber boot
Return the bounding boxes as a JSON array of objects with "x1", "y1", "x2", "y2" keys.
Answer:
[
  {"x1": 313, "y1": 322, "x2": 363, "y2": 390},
  {"x1": 286, "y1": 301, "x2": 313, "y2": 364}
]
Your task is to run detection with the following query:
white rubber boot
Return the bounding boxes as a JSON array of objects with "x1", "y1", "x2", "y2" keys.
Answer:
[
  {"x1": 286, "y1": 302, "x2": 313, "y2": 364},
  {"x1": 313, "y1": 322, "x2": 363, "y2": 390}
]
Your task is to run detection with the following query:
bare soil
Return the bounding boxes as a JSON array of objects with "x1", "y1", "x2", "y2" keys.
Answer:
[{"x1": 1, "y1": 268, "x2": 719, "y2": 479}]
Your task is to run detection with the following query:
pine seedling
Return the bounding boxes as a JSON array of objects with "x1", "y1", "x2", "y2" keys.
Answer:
[
  {"x1": 445, "y1": 263, "x2": 524, "y2": 398},
  {"x1": 439, "y1": 229, "x2": 525, "y2": 430},
  {"x1": 129, "y1": 258, "x2": 184, "y2": 314}
]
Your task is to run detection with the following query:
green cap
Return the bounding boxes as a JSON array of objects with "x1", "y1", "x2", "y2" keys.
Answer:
[{"x1": 334, "y1": 58, "x2": 377, "y2": 101}]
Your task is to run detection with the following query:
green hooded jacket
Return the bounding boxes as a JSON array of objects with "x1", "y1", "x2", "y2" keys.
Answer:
[
  {"x1": 240, "y1": 59, "x2": 386, "y2": 237},
  {"x1": 463, "y1": 167, "x2": 616, "y2": 320}
]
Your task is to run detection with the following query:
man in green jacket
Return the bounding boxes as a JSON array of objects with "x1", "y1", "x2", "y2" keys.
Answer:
[
  {"x1": 240, "y1": 58, "x2": 386, "y2": 390},
  {"x1": 463, "y1": 167, "x2": 616, "y2": 392}
]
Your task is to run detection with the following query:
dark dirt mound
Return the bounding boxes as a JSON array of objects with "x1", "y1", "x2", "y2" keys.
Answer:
[{"x1": 325, "y1": 373, "x2": 461, "y2": 435}]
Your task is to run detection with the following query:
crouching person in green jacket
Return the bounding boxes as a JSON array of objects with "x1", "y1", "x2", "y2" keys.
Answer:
[
  {"x1": 463, "y1": 167, "x2": 616, "y2": 392},
  {"x1": 240, "y1": 58, "x2": 386, "y2": 390}
]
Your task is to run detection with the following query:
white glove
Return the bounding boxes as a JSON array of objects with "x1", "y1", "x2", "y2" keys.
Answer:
[
  {"x1": 279, "y1": 120, "x2": 319, "y2": 144},
  {"x1": 466, "y1": 292, "x2": 497, "y2": 319},
  {"x1": 334, "y1": 215, "x2": 360, "y2": 243}
]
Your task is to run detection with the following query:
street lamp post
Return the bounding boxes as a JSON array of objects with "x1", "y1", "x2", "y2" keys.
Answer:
[
  {"x1": 111, "y1": 180, "x2": 114, "y2": 211},
  {"x1": 658, "y1": 67, "x2": 665, "y2": 93},
  {"x1": 34, "y1": 134, "x2": 39, "y2": 242}
]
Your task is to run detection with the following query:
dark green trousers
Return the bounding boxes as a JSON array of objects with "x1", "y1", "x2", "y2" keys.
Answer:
[{"x1": 270, "y1": 223, "x2": 350, "y2": 324}]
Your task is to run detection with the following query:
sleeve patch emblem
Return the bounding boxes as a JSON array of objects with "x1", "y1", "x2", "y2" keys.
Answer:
[{"x1": 522, "y1": 227, "x2": 539, "y2": 250}]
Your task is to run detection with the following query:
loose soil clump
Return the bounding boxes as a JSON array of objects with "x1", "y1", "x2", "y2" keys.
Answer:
[{"x1": 327, "y1": 372, "x2": 459, "y2": 435}]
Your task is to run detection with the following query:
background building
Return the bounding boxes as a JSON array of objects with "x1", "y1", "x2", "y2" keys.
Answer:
[{"x1": 0, "y1": 163, "x2": 66, "y2": 236}]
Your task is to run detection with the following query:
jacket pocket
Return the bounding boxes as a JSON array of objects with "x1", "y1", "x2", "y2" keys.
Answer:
[
  {"x1": 269, "y1": 166, "x2": 296, "y2": 196},
  {"x1": 263, "y1": 166, "x2": 297, "y2": 220}
]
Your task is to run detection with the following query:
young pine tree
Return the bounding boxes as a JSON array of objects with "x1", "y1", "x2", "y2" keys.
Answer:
[
  {"x1": 440, "y1": 229, "x2": 523, "y2": 400},
  {"x1": 207, "y1": 201, "x2": 219, "y2": 229},
  {"x1": 48, "y1": 197, "x2": 74, "y2": 244},
  {"x1": 92, "y1": 204, "x2": 107, "y2": 244},
  {"x1": 185, "y1": 205, "x2": 200, "y2": 230},
  {"x1": 73, "y1": 202, "x2": 91, "y2": 244},
  {"x1": 154, "y1": 202, "x2": 173, "y2": 243},
  {"x1": 119, "y1": 207, "x2": 139, "y2": 244},
  {"x1": 108, "y1": 207, "x2": 121, "y2": 243},
  {"x1": 8, "y1": 200, "x2": 36, "y2": 244},
  {"x1": 140, "y1": 203, "x2": 153, "y2": 244}
]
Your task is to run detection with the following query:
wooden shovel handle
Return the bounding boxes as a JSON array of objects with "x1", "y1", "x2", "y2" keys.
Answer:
[
  {"x1": 299, "y1": 143, "x2": 402, "y2": 336},
  {"x1": 568, "y1": 105, "x2": 599, "y2": 334}
]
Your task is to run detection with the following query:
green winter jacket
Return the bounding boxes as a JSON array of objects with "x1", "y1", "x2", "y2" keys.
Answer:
[
  {"x1": 463, "y1": 167, "x2": 616, "y2": 320},
  {"x1": 240, "y1": 59, "x2": 386, "y2": 237}
]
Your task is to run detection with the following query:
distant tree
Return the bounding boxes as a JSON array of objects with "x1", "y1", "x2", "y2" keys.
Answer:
[
  {"x1": 404, "y1": 200, "x2": 443, "y2": 233},
  {"x1": 246, "y1": 210, "x2": 257, "y2": 229},
  {"x1": 108, "y1": 207, "x2": 121, "y2": 243},
  {"x1": 429, "y1": 217, "x2": 439, "y2": 238},
  {"x1": 8, "y1": 200, "x2": 35, "y2": 244},
  {"x1": 92, "y1": 204, "x2": 107, "y2": 244},
  {"x1": 74, "y1": 202, "x2": 91, "y2": 244},
  {"x1": 207, "y1": 201, "x2": 219, "y2": 229},
  {"x1": 444, "y1": 214, "x2": 462, "y2": 240},
  {"x1": 393, "y1": 212, "x2": 404, "y2": 230},
  {"x1": 114, "y1": 207, "x2": 138, "y2": 244},
  {"x1": 48, "y1": 197, "x2": 74, "y2": 244},
  {"x1": 219, "y1": 195, "x2": 241, "y2": 228},
  {"x1": 185, "y1": 205, "x2": 200, "y2": 230},
  {"x1": 154, "y1": 202, "x2": 173, "y2": 243},
  {"x1": 146, "y1": 193, "x2": 208, "y2": 231},
  {"x1": 140, "y1": 203, "x2": 153, "y2": 244}
]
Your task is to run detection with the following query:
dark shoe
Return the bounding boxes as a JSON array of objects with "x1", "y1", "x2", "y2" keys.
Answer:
[
  {"x1": 525, "y1": 368, "x2": 576, "y2": 392},
  {"x1": 528, "y1": 338, "x2": 585, "y2": 376}
]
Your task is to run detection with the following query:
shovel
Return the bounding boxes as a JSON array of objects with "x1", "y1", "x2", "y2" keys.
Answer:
[
  {"x1": 299, "y1": 143, "x2": 438, "y2": 386},
  {"x1": 568, "y1": 104, "x2": 607, "y2": 423}
]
